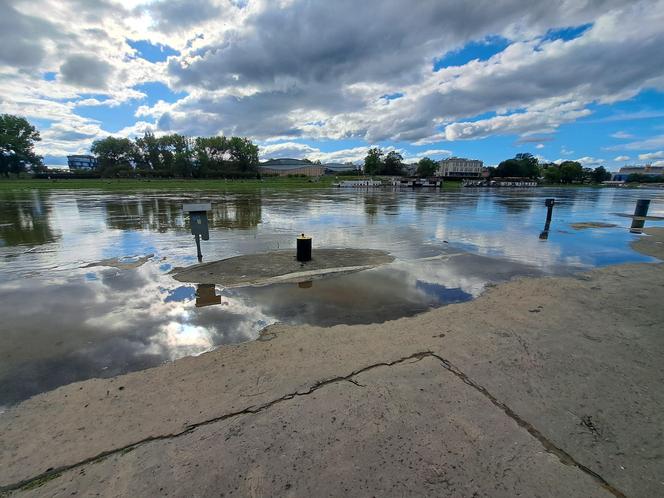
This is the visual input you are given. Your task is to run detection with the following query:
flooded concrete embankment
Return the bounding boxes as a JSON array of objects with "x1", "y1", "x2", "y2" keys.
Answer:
[
  {"x1": 1, "y1": 187, "x2": 664, "y2": 496},
  {"x1": 0, "y1": 187, "x2": 663, "y2": 407},
  {"x1": 1, "y1": 258, "x2": 663, "y2": 497}
]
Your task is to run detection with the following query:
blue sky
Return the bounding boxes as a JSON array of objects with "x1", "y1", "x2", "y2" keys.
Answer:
[{"x1": 3, "y1": 0, "x2": 664, "y2": 170}]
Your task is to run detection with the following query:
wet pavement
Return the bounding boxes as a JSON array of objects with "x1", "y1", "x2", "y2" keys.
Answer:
[{"x1": 1, "y1": 186, "x2": 663, "y2": 407}]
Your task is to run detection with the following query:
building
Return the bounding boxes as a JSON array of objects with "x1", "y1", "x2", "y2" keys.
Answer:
[
  {"x1": 259, "y1": 158, "x2": 325, "y2": 177},
  {"x1": 324, "y1": 163, "x2": 361, "y2": 175},
  {"x1": 436, "y1": 157, "x2": 483, "y2": 178},
  {"x1": 67, "y1": 155, "x2": 98, "y2": 170},
  {"x1": 612, "y1": 164, "x2": 664, "y2": 181}
]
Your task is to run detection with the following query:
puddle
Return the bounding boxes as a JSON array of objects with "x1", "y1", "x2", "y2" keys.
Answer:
[{"x1": 0, "y1": 187, "x2": 663, "y2": 407}]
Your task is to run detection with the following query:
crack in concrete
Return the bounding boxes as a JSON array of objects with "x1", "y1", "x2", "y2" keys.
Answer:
[
  {"x1": 1, "y1": 351, "x2": 627, "y2": 498},
  {"x1": 426, "y1": 352, "x2": 627, "y2": 498},
  {"x1": 1, "y1": 351, "x2": 430, "y2": 494}
]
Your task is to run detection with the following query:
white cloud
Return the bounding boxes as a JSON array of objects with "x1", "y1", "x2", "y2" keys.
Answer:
[
  {"x1": 2, "y1": 0, "x2": 664, "y2": 162},
  {"x1": 611, "y1": 131, "x2": 634, "y2": 139},
  {"x1": 613, "y1": 155, "x2": 630, "y2": 161},
  {"x1": 535, "y1": 144, "x2": 544, "y2": 149},
  {"x1": 612, "y1": 134, "x2": 664, "y2": 151},
  {"x1": 638, "y1": 150, "x2": 664, "y2": 160},
  {"x1": 554, "y1": 156, "x2": 605, "y2": 167}
]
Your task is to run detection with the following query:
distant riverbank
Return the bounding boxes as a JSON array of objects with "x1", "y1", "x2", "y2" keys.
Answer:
[{"x1": 0, "y1": 177, "x2": 466, "y2": 192}]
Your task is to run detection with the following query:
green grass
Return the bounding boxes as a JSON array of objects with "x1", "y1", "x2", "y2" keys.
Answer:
[
  {"x1": 0, "y1": 176, "x2": 466, "y2": 192},
  {"x1": 0, "y1": 177, "x2": 338, "y2": 192}
]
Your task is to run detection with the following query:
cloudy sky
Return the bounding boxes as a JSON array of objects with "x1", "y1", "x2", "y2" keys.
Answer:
[{"x1": 2, "y1": 0, "x2": 664, "y2": 169}]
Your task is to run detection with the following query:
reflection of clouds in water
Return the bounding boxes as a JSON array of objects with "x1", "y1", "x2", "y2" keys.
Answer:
[
  {"x1": 2, "y1": 187, "x2": 664, "y2": 405},
  {"x1": 432, "y1": 213, "x2": 566, "y2": 272},
  {"x1": 0, "y1": 262, "x2": 275, "y2": 404}
]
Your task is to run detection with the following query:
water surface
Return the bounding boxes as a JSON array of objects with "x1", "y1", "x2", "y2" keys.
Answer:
[{"x1": 1, "y1": 186, "x2": 662, "y2": 407}]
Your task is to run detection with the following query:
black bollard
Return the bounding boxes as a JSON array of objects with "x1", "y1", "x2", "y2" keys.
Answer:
[
  {"x1": 630, "y1": 199, "x2": 651, "y2": 233},
  {"x1": 297, "y1": 233, "x2": 312, "y2": 262},
  {"x1": 540, "y1": 198, "x2": 555, "y2": 240}
]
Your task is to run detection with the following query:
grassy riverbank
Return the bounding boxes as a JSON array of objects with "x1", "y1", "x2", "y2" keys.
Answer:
[{"x1": 0, "y1": 177, "x2": 464, "y2": 192}]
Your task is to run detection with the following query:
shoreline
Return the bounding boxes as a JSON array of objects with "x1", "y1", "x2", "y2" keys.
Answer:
[{"x1": 1, "y1": 242, "x2": 663, "y2": 496}]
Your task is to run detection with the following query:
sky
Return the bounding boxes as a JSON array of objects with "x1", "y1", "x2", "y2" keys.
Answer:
[{"x1": 2, "y1": 0, "x2": 664, "y2": 170}]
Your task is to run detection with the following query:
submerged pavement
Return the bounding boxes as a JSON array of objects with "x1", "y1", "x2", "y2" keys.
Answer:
[
  {"x1": 1, "y1": 231, "x2": 664, "y2": 497},
  {"x1": 170, "y1": 248, "x2": 395, "y2": 287}
]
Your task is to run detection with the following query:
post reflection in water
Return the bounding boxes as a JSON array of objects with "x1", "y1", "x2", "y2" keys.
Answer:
[
  {"x1": 0, "y1": 186, "x2": 663, "y2": 407},
  {"x1": 196, "y1": 284, "x2": 222, "y2": 307}
]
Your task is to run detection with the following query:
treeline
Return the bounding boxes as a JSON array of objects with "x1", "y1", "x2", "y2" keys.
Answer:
[
  {"x1": 490, "y1": 153, "x2": 611, "y2": 184},
  {"x1": 91, "y1": 132, "x2": 260, "y2": 178},
  {"x1": 363, "y1": 148, "x2": 439, "y2": 176}
]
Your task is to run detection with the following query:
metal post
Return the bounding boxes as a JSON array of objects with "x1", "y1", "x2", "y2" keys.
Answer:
[
  {"x1": 296, "y1": 233, "x2": 312, "y2": 262},
  {"x1": 195, "y1": 233, "x2": 202, "y2": 262},
  {"x1": 540, "y1": 198, "x2": 555, "y2": 240},
  {"x1": 630, "y1": 199, "x2": 651, "y2": 233}
]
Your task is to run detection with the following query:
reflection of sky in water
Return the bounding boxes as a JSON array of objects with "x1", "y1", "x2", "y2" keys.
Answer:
[{"x1": 0, "y1": 187, "x2": 663, "y2": 407}]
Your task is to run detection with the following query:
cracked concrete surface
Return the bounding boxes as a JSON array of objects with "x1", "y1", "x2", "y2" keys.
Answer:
[{"x1": 1, "y1": 260, "x2": 664, "y2": 497}]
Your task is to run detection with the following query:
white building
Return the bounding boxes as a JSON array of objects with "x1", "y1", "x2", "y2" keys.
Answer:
[{"x1": 436, "y1": 157, "x2": 483, "y2": 178}]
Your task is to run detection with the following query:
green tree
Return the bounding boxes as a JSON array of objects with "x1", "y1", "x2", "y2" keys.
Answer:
[
  {"x1": 364, "y1": 147, "x2": 383, "y2": 175},
  {"x1": 496, "y1": 153, "x2": 540, "y2": 178},
  {"x1": 515, "y1": 153, "x2": 540, "y2": 178},
  {"x1": 383, "y1": 151, "x2": 403, "y2": 175},
  {"x1": 162, "y1": 134, "x2": 194, "y2": 177},
  {"x1": 591, "y1": 166, "x2": 611, "y2": 183},
  {"x1": 495, "y1": 159, "x2": 522, "y2": 177},
  {"x1": 91, "y1": 136, "x2": 136, "y2": 177},
  {"x1": 543, "y1": 166, "x2": 562, "y2": 184},
  {"x1": 194, "y1": 136, "x2": 228, "y2": 177},
  {"x1": 227, "y1": 136, "x2": 259, "y2": 172},
  {"x1": 559, "y1": 161, "x2": 583, "y2": 183},
  {"x1": 416, "y1": 157, "x2": 438, "y2": 177},
  {"x1": 133, "y1": 131, "x2": 162, "y2": 173},
  {"x1": 0, "y1": 114, "x2": 44, "y2": 176}
]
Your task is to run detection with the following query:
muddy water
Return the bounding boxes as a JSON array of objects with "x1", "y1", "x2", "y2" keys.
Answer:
[{"x1": 1, "y1": 186, "x2": 663, "y2": 407}]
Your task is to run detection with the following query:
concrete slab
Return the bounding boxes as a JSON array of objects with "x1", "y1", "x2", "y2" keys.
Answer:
[
  {"x1": 631, "y1": 227, "x2": 664, "y2": 259},
  {"x1": 2, "y1": 263, "x2": 664, "y2": 497},
  {"x1": 170, "y1": 248, "x2": 395, "y2": 287},
  {"x1": 15, "y1": 358, "x2": 612, "y2": 498}
]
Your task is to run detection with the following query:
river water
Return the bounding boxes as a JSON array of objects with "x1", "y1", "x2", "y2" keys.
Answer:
[{"x1": 1, "y1": 186, "x2": 663, "y2": 407}]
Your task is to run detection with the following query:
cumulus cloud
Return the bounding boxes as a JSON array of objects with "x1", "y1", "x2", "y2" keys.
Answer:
[
  {"x1": 638, "y1": 151, "x2": 664, "y2": 160},
  {"x1": 611, "y1": 134, "x2": 664, "y2": 151},
  {"x1": 554, "y1": 156, "x2": 605, "y2": 166},
  {"x1": 613, "y1": 155, "x2": 630, "y2": 161},
  {"x1": 146, "y1": 0, "x2": 226, "y2": 33},
  {"x1": 148, "y1": 0, "x2": 664, "y2": 146},
  {"x1": 60, "y1": 55, "x2": 114, "y2": 89},
  {"x1": 2, "y1": 0, "x2": 664, "y2": 162}
]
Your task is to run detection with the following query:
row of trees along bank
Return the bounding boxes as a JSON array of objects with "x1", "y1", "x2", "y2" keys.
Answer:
[
  {"x1": 363, "y1": 148, "x2": 439, "y2": 176},
  {"x1": 91, "y1": 133, "x2": 259, "y2": 178},
  {"x1": 491, "y1": 153, "x2": 611, "y2": 184}
]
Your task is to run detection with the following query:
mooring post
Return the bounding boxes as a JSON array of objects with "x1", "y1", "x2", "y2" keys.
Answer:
[
  {"x1": 183, "y1": 202, "x2": 212, "y2": 262},
  {"x1": 540, "y1": 198, "x2": 555, "y2": 240},
  {"x1": 297, "y1": 233, "x2": 312, "y2": 262},
  {"x1": 195, "y1": 234, "x2": 202, "y2": 262},
  {"x1": 630, "y1": 199, "x2": 651, "y2": 233}
]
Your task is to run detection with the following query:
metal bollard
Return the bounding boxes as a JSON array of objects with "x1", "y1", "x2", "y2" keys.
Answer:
[
  {"x1": 630, "y1": 199, "x2": 650, "y2": 233},
  {"x1": 540, "y1": 198, "x2": 555, "y2": 240},
  {"x1": 296, "y1": 233, "x2": 312, "y2": 262}
]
